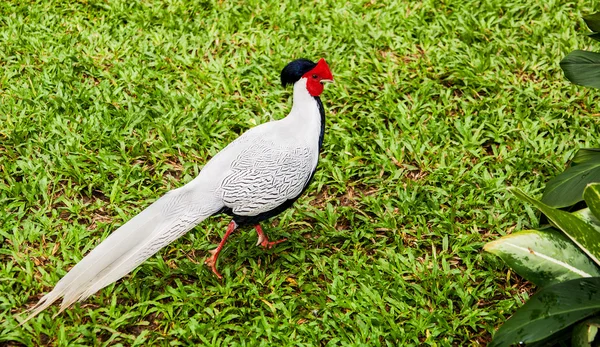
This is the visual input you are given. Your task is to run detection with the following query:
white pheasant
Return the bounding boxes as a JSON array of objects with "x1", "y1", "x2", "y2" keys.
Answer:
[{"x1": 21, "y1": 58, "x2": 334, "y2": 323}]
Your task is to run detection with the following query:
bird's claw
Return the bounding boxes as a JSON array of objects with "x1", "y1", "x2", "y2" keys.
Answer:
[
  {"x1": 254, "y1": 224, "x2": 286, "y2": 249},
  {"x1": 258, "y1": 238, "x2": 287, "y2": 249},
  {"x1": 204, "y1": 251, "x2": 223, "y2": 279},
  {"x1": 256, "y1": 233, "x2": 267, "y2": 247}
]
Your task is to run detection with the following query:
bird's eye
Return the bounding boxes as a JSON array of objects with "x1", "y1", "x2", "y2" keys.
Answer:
[{"x1": 312, "y1": 74, "x2": 318, "y2": 79}]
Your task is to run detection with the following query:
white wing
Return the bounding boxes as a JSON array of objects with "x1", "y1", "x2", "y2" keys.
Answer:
[{"x1": 219, "y1": 139, "x2": 315, "y2": 216}]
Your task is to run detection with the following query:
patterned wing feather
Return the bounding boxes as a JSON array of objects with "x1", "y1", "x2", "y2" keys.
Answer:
[{"x1": 220, "y1": 140, "x2": 314, "y2": 216}]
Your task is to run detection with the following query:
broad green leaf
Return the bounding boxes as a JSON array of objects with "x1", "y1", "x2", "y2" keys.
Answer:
[
  {"x1": 573, "y1": 149, "x2": 600, "y2": 165},
  {"x1": 583, "y1": 13, "x2": 600, "y2": 33},
  {"x1": 484, "y1": 228, "x2": 600, "y2": 287},
  {"x1": 542, "y1": 151, "x2": 600, "y2": 208},
  {"x1": 572, "y1": 318, "x2": 600, "y2": 347},
  {"x1": 490, "y1": 277, "x2": 600, "y2": 347},
  {"x1": 513, "y1": 188, "x2": 600, "y2": 267},
  {"x1": 573, "y1": 208, "x2": 600, "y2": 228},
  {"x1": 560, "y1": 50, "x2": 600, "y2": 90},
  {"x1": 584, "y1": 184, "x2": 600, "y2": 221}
]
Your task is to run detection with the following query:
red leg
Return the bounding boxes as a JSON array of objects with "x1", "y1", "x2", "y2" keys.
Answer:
[
  {"x1": 205, "y1": 221, "x2": 237, "y2": 279},
  {"x1": 254, "y1": 224, "x2": 287, "y2": 249}
]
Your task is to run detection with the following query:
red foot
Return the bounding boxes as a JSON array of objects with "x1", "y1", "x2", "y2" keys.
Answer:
[
  {"x1": 255, "y1": 225, "x2": 287, "y2": 249},
  {"x1": 204, "y1": 249, "x2": 223, "y2": 279},
  {"x1": 205, "y1": 221, "x2": 237, "y2": 279}
]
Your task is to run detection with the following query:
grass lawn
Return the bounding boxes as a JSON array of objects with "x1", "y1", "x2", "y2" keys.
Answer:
[{"x1": 2, "y1": 0, "x2": 600, "y2": 345}]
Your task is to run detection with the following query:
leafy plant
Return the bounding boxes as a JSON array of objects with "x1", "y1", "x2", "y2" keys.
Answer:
[
  {"x1": 485, "y1": 13, "x2": 600, "y2": 346},
  {"x1": 544, "y1": 13, "x2": 600, "y2": 209},
  {"x1": 484, "y1": 227, "x2": 600, "y2": 288},
  {"x1": 490, "y1": 277, "x2": 600, "y2": 347},
  {"x1": 561, "y1": 14, "x2": 600, "y2": 90},
  {"x1": 485, "y1": 185, "x2": 600, "y2": 346},
  {"x1": 542, "y1": 149, "x2": 600, "y2": 208}
]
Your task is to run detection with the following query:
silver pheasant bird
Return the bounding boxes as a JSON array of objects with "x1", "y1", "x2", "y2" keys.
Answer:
[{"x1": 21, "y1": 58, "x2": 334, "y2": 323}]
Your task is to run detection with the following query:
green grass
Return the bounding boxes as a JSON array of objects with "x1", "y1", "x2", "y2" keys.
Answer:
[{"x1": 2, "y1": 0, "x2": 600, "y2": 345}]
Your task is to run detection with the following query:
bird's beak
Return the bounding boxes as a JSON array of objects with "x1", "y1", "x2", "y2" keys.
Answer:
[{"x1": 320, "y1": 79, "x2": 334, "y2": 84}]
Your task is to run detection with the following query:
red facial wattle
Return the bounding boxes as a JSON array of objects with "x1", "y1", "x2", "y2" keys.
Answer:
[{"x1": 303, "y1": 58, "x2": 334, "y2": 97}]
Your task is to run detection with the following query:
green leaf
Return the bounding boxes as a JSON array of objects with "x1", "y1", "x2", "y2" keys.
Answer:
[
  {"x1": 583, "y1": 13, "x2": 600, "y2": 33},
  {"x1": 484, "y1": 228, "x2": 600, "y2": 287},
  {"x1": 512, "y1": 188, "x2": 600, "y2": 267},
  {"x1": 560, "y1": 51, "x2": 600, "y2": 90},
  {"x1": 541, "y1": 150, "x2": 600, "y2": 208},
  {"x1": 490, "y1": 277, "x2": 600, "y2": 347},
  {"x1": 584, "y1": 184, "x2": 600, "y2": 221},
  {"x1": 573, "y1": 149, "x2": 600, "y2": 165},
  {"x1": 573, "y1": 208, "x2": 600, "y2": 227},
  {"x1": 572, "y1": 317, "x2": 600, "y2": 347}
]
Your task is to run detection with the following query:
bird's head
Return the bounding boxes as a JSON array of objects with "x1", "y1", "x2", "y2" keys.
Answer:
[{"x1": 281, "y1": 58, "x2": 334, "y2": 97}]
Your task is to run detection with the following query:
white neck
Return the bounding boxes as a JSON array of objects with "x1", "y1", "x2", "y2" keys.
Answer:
[
  {"x1": 274, "y1": 77, "x2": 322, "y2": 151},
  {"x1": 287, "y1": 78, "x2": 320, "y2": 122},
  {"x1": 293, "y1": 78, "x2": 317, "y2": 105}
]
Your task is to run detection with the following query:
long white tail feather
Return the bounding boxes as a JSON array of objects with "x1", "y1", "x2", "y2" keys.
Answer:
[{"x1": 21, "y1": 186, "x2": 221, "y2": 324}]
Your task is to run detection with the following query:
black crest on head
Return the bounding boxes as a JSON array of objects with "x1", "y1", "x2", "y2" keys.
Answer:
[{"x1": 281, "y1": 59, "x2": 317, "y2": 87}]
